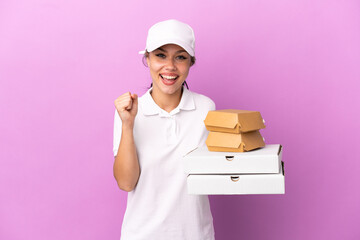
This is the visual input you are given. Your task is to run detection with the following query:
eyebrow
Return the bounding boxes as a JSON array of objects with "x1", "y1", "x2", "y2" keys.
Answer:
[{"x1": 157, "y1": 47, "x2": 187, "y2": 54}]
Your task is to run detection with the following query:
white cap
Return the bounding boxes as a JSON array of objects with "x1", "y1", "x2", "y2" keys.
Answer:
[{"x1": 139, "y1": 19, "x2": 195, "y2": 57}]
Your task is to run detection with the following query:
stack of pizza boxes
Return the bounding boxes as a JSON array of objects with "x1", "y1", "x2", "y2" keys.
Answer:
[{"x1": 183, "y1": 110, "x2": 285, "y2": 195}]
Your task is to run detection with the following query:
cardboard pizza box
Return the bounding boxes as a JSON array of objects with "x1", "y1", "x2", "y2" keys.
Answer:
[
  {"x1": 187, "y1": 161, "x2": 285, "y2": 195},
  {"x1": 183, "y1": 144, "x2": 282, "y2": 174}
]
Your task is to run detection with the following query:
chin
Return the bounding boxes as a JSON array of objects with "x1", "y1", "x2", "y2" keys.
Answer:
[
  {"x1": 160, "y1": 85, "x2": 182, "y2": 95},
  {"x1": 154, "y1": 80, "x2": 184, "y2": 96}
]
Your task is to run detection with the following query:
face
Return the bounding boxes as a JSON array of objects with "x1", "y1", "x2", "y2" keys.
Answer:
[{"x1": 146, "y1": 44, "x2": 191, "y2": 96}]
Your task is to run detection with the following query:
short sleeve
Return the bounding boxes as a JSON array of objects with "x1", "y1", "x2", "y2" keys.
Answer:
[{"x1": 113, "y1": 109, "x2": 122, "y2": 157}]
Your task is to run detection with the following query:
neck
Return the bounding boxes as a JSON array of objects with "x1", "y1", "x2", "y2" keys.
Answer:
[{"x1": 150, "y1": 86, "x2": 184, "y2": 113}]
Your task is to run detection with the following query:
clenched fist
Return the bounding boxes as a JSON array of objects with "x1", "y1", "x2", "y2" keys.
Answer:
[{"x1": 114, "y1": 92, "x2": 138, "y2": 129}]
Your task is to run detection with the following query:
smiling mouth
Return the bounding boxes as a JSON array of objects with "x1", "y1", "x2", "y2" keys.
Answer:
[
  {"x1": 160, "y1": 74, "x2": 179, "y2": 86},
  {"x1": 160, "y1": 74, "x2": 178, "y2": 80}
]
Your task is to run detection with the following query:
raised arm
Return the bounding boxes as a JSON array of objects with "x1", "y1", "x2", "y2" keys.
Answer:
[{"x1": 113, "y1": 92, "x2": 140, "y2": 192}]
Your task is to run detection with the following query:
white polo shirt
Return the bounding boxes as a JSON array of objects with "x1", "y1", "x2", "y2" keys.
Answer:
[{"x1": 113, "y1": 86, "x2": 216, "y2": 240}]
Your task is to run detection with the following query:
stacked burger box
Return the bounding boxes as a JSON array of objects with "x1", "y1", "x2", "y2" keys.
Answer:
[
  {"x1": 183, "y1": 109, "x2": 285, "y2": 195},
  {"x1": 205, "y1": 110, "x2": 266, "y2": 152}
]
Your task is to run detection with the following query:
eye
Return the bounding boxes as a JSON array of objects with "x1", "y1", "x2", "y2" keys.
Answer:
[
  {"x1": 176, "y1": 55, "x2": 187, "y2": 60},
  {"x1": 155, "y1": 53, "x2": 166, "y2": 58}
]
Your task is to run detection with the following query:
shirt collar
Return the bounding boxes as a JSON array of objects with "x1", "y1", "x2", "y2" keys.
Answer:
[{"x1": 142, "y1": 87, "x2": 195, "y2": 116}]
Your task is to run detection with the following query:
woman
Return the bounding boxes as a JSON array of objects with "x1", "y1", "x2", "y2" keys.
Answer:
[{"x1": 113, "y1": 19, "x2": 216, "y2": 240}]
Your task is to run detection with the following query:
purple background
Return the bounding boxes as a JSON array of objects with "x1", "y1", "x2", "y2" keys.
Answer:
[{"x1": 1, "y1": 0, "x2": 359, "y2": 239}]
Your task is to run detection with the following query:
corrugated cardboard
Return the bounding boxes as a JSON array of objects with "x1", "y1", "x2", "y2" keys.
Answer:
[
  {"x1": 183, "y1": 144, "x2": 282, "y2": 174},
  {"x1": 187, "y1": 161, "x2": 285, "y2": 195},
  {"x1": 204, "y1": 109, "x2": 266, "y2": 133},
  {"x1": 206, "y1": 130, "x2": 265, "y2": 152}
]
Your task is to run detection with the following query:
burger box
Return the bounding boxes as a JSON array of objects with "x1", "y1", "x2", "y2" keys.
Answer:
[
  {"x1": 206, "y1": 131, "x2": 265, "y2": 152},
  {"x1": 204, "y1": 109, "x2": 266, "y2": 134},
  {"x1": 186, "y1": 161, "x2": 285, "y2": 195},
  {"x1": 183, "y1": 144, "x2": 282, "y2": 174}
]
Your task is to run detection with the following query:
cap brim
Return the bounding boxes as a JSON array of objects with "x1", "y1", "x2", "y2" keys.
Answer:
[{"x1": 145, "y1": 39, "x2": 194, "y2": 57}]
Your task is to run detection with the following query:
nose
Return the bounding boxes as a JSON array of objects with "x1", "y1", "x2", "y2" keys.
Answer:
[{"x1": 164, "y1": 58, "x2": 176, "y2": 71}]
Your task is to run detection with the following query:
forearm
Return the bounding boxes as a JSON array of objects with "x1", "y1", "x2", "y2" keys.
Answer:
[{"x1": 113, "y1": 125, "x2": 140, "y2": 192}]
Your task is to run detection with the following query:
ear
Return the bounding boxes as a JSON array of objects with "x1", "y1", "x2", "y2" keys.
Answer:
[
  {"x1": 146, "y1": 56, "x2": 150, "y2": 67},
  {"x1": 189, "y1": 56, "x2": 195, "y2": 67}
]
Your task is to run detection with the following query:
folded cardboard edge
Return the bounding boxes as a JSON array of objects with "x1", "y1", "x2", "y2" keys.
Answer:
[
  {"x1": 204, "y1": 110, "x2": 266, "y2": 133},
  {"x1": 204, "y1": 111, "x2": 238, "y2": 129},
  {"x1": 242, "y1": 131, "x2": 265, "y2": 151},
  {"x1": 205, "y1": 125, "x2": 239, "y2": 133},
  {"x1": 207, "y1": 144, "x2": 246, "y2": 152},
  {"x1": 278, "y1": 145, "x2": 283, "y2": 156},
  {"x1": 187, "y1": 160, "x2": 285, "y2": 176}
]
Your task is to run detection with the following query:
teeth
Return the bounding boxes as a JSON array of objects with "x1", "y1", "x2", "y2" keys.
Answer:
[{"x1": 161, "y1": 75, "x2": 177, "y2": 80}]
